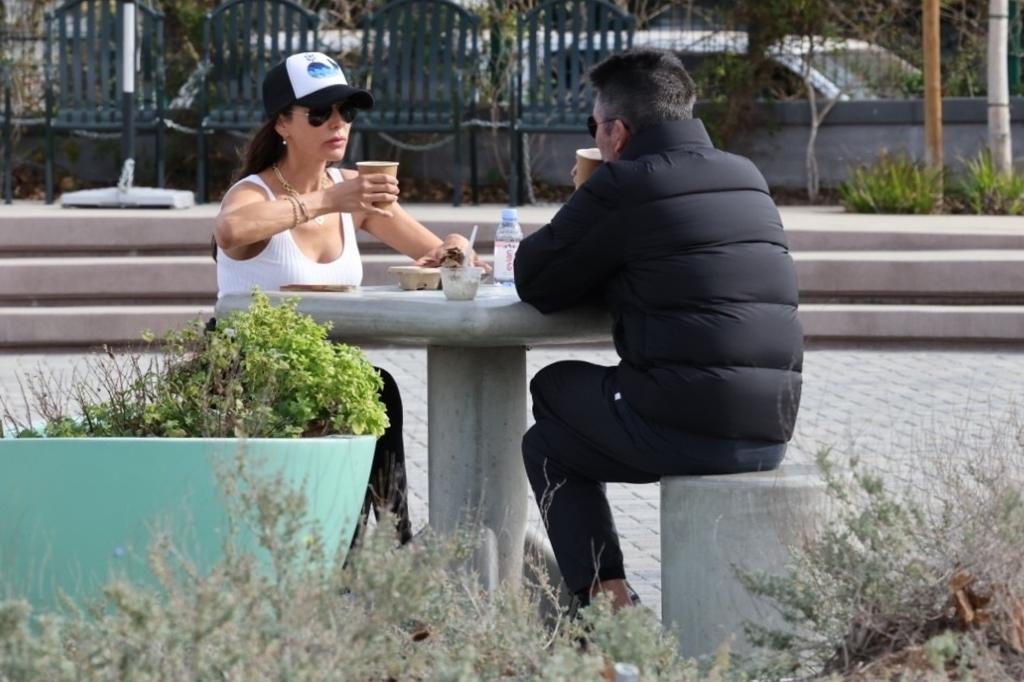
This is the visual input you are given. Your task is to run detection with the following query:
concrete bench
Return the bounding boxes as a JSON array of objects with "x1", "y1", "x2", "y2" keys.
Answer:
[{"x1": 660, "y1": 464, "x2": 827, "y2": 659}]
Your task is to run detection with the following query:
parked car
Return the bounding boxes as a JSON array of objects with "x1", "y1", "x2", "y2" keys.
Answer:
[
  {"x1": 520, "y1": 28, "x2": 921, "y2": 102},
  {"x1": 637, "y1": 29, "x2": 921, "y2": 101}
]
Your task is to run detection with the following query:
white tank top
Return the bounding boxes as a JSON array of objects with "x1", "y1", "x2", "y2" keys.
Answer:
[{"x1": 216, "y1": 167, "x2": 363, "y2": 298}]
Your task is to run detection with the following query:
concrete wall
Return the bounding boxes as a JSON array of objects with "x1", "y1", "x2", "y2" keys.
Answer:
[{"x1": 737, "y1": 97, "x2": 1024, "y2": 188}]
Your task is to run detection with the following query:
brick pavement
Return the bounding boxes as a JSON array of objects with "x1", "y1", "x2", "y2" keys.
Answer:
[{"x1": 4, "y1": 346, "x2": 1024, "y2": 618}]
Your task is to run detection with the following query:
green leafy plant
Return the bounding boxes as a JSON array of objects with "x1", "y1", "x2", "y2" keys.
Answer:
[
  {"x1": 839, "y1": 152, "x2": 943, "y2": 214},
  {"x1": 950, "y1": 151, "x2": 1024, "y2": 216},
  {"x1": 2, "y1": 291, "x2": 388, "y2": 439}
]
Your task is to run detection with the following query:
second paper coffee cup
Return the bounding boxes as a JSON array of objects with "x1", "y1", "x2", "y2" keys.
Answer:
[{"x1": 574, "y1": 148, "x2": 603, "y2": 188}]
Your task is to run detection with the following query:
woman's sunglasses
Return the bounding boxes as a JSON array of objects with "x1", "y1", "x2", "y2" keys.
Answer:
[{"x1": 304, "y1": 103, "x2": 358, "y2": 127}]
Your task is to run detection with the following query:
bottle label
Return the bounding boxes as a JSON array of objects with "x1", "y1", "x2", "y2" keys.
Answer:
[{"x1": 493, "y1": 240, "x2": 519, "y2": 282}]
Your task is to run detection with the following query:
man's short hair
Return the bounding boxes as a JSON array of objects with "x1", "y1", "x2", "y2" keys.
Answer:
[{"x1": 588, "y1": 49, "x2": 697, "y2": 132}]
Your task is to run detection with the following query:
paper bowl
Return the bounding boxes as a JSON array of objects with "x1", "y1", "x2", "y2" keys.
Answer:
[{"x1": 388, "y1": 266, "x2": 441, "y2": 291}]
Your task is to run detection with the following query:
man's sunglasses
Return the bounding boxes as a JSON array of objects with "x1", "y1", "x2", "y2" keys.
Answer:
[
  {"x1": 304, "y1": 103, "x2": 358, "y2": 127},
  {"x1": 587, "y1": 115, "x2": 627, "y2": 138}
]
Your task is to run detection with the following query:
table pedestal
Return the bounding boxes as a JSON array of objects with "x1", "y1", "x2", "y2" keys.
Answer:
[
  {"x1": 217, "y1": 287, "x2": 612, "y2": 591},
  {"x1": 427, "y1": 345, "x2": 529, "y2": 586}
]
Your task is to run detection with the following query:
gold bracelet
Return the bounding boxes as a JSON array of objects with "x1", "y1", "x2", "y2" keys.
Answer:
[
  {"x1": 284, "y1": 194, "x2": 301, "y2": 230},
  {"x1": 284, "y1": 193, "x2": 296, "y2": 231},
  {"x1": 294, "y1": 195, "x2": 311, "y2": 224}
]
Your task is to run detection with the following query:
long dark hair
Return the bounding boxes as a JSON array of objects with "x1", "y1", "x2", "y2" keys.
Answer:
[
  {"x1": 234, "y1": 110, "x2": 291, "y2": 181},
  {"x1": 214, "y1": 111, "x2": 290, "y2": 260}
]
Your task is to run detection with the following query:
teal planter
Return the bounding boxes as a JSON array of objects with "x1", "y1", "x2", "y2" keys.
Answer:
[{"x1": 0, "y1": 437, "x2": 376, "y2": 611}]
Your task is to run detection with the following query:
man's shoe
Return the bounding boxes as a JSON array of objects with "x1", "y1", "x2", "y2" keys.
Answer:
[
  {"x1": 566, "y1": 591, "x2": 588, "y2": 621},
  {"x1": 567, "y1": 581, "x2": 641, "y2": 620}
]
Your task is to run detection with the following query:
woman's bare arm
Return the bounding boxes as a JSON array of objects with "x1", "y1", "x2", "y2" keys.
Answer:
[
  {"x1": 341, "y1": 169, "x2": 483, "y2": 265},
  {"x1": 215, "y1": 173, "x2": 398, "y2": 258}
]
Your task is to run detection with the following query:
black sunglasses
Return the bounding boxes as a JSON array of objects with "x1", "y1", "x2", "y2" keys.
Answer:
[
  {"x1": 587, "y1": 115, "x2": 627, "y2": 138},
  {"x1": 304, "y1": 103, "x2": 358, "y2": 127}
]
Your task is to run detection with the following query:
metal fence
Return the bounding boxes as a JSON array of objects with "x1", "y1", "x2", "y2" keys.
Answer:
[
  {"x1": 4, "y1": 2, "x2": 1021, "y2": 117},
  {"x1": 1, "y1": 1, "x2": 1021, "y2": 146}
]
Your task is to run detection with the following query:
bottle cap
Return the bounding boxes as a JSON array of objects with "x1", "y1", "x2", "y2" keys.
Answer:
[{"x1": 501, "y1": 208, "x2": 518, "y2": 222}]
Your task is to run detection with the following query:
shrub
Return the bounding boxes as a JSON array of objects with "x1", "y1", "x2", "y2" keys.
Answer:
[
  {"x1": 950, "y1": 151, "x2": 1024, "y2": 216},
  {"x1": 741, "y1": 443, "x2": 1024, "y2": 680},
  {"x1": 0, "y1": 454, "x2": 718, "y2": 682},
  {"x1": 839, "y1": 153, "x2": 943, "y2": 214},
  {"x1": 1, "y1": 291, "x2": 389, "y2": 439}
]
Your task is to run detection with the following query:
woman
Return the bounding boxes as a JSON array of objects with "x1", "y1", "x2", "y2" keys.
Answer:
[{"x1": 214, "y1": 52, "x2": 474, "y2": 545}]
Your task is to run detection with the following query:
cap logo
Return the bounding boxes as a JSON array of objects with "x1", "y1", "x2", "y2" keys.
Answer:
[{"x1": 307, "y1": 59, "x2": 342, "y2": 79}]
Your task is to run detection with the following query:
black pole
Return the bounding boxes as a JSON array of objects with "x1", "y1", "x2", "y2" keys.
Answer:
[{"x1": 121, "y1": 0, "x2": 135, "y2": 166}]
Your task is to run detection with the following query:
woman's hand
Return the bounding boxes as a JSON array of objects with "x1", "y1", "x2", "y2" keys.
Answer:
[
  {"x1": 416, "y1": 233, "x2": 492, "y2": 272},
  {"x1": 323, "y1": 172, "x2": 399, "y2": 217}
]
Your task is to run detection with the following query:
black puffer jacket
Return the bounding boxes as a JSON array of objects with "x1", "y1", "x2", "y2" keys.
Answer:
[{"x1": 515, "y1": 119, "x2": 802, "y2": 443}]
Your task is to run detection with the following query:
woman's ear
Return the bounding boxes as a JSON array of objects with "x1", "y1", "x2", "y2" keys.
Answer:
[{"x1": 274, "y1": 111, "x2": 290, "y2": 141}]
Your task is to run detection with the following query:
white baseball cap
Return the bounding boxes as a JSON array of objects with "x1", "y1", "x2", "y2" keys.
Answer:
[{"x1": 262, "y1": 52, "x2": 374, "y2": 118}]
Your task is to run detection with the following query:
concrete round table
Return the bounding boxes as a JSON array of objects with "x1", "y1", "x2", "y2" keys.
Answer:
[{"x1": 217, "y1": 285, "x2": 612, "y2": 586}]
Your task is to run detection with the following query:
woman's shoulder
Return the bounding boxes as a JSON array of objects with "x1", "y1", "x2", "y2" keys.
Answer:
[{"x1": 220, "y1": 173, "x2": 274, "y2": 210}]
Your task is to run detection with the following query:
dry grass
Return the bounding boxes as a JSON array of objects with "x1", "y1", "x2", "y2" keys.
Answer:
[
  {"x1": 741, "y1": 410, "x2": 1024, "y2": 681},
  {"x1": 0, "y1": 451, "x2": 707, "y2": 682}
]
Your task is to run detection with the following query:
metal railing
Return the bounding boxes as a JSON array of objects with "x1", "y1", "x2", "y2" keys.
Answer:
[{"x1": 4, "y1": 4, "x2": 1017, "y2": 121}]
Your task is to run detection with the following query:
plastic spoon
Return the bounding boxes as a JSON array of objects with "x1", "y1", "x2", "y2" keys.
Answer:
[{"x1": 465, "y1": 224, "x2": 479, "y2": 265}]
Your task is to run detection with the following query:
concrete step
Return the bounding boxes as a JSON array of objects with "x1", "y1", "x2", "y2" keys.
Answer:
[
  {"x1": 799, "y1": 304, "x2": 1024, "y2": 343},
  {"x1": 786, "y1": 225, "x2": 1024, "y2": 252},
  {"x1": 3, "y1": 302, "x2": 1023, "y2": 348},
  {"x1": 3, "y1": 202, "x2": 1024, "y2": 255},
  {"x1": 0, "y1": 256, "x2": 218, "y2": 303},
  {"x1": 0, "y1": 305, "x2": 213, "y2": 348},
  {"x1": 0, "y1": 206, "x2": 400, "y2": 256},
  {"x1": 794, "y1": 250, "x2": 1024, "y2": 302},
  {"x1": 0, "y1": 254, "x2": 424, "y2": 303},
  {"x1": 5, "y1": 251, "x2": 1024, "y2": 305}
]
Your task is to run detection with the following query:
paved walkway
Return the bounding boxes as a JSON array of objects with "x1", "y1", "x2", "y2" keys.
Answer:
[{"x1": 3, "y1": 346, "x2": 1023, "y2": 617}]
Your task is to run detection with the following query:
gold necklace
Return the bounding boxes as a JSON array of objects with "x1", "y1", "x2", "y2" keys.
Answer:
[{"x1": 273, "y1": 164, "x2": 330, "y2": 225}]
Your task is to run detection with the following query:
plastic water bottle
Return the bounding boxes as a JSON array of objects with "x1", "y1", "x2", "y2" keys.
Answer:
[{"x1": 493, "y1": 208, "x2": 522, "y2": 287}]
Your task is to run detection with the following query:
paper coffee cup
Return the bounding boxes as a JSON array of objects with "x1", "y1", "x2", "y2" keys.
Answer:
[
  {"x1": 356, "y1": 161, "x2": 399, "y2": 208},
  {"x1": 574, "y1": 148, "x2": 603, "y2": 188}
]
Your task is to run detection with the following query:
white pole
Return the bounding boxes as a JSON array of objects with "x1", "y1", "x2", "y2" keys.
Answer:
[
  {"x1": 121, "y1": 1, "x2": 136, "y2": 166},
  {"x1": 122, "y1": 2, "x2": 136, "y2": 94},
  {"x1": 989, "y1": 0, "x2": 1013, "y2": 174}
]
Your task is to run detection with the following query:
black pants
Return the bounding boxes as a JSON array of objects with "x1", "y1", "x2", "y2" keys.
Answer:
[
  {"x1": 353, "y1": 367, "x2": 413, "y2": 546},
  {"x1": 522, "y1": 361, "x2": 786, "y2": 595}
]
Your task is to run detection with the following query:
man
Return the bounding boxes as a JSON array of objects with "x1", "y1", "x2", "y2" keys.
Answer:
[{"x1": 515, "y1": 49, "x2": 803, "y2": 611}]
